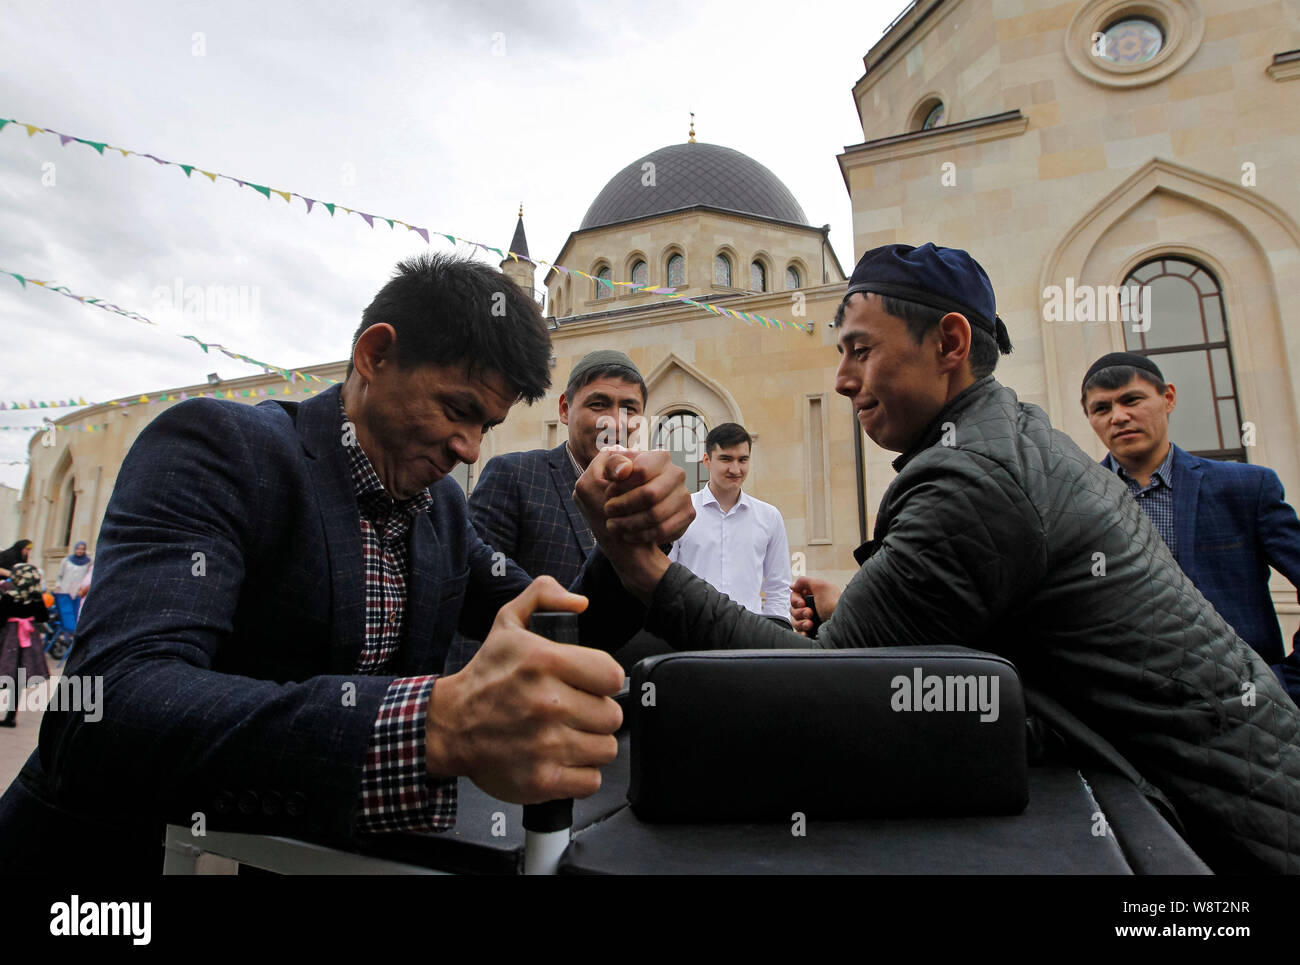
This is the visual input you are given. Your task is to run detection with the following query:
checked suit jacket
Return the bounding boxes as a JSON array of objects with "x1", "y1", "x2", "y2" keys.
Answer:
[
  {"x1": 469, "y1": 444, "x2": 594, "y2": 588},
  {"x1": 1103, "y1": 444, "x2": 1300, "y2": 698},
  {"x1": 0, "y1": 385, "x2": 640, "y2": 871}
]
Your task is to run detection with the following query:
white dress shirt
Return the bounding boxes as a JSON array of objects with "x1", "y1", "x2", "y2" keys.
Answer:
[{"x1": 669, "y1": 484, "x2": 793, "y2": 622}]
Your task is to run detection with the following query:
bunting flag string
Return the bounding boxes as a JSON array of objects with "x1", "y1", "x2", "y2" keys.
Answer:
[
  {"x1": 1, "y1": 268, "x2": 339, "y2": 392},
  {"x1": 0, "y1": 115, "x2": 813, "y2": 334}
]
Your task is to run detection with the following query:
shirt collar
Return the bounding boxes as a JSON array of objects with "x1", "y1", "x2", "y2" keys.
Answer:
[
  {"x1": 1113, "y1": 445, "x2": 1175, "y2": 490},
  {"x1": 564, "y1": 443, "x2": 584, "y2": 479},
  {"x1": 341, "y1": 396, "x2": 433, "y2": 521},
  {"x1": 700, "y1": 484, "x2": 748, "y2": 512}
]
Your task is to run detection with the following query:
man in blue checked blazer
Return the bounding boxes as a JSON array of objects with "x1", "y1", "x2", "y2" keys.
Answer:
[
  {"x1": 451, "y1": 350, "x2": 674, "y2": 673},
  {"x1": 0, "y1": 255, "x2": 695, "y2": 872},
  {"x1": 1083, "y1": 352, "x2": 1300, "y2": 702},
  {"x1": 471, "y1": 351, "x2": 647, "y2": 589}
]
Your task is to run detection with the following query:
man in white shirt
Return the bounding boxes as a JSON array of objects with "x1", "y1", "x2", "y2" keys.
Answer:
[{"x1": 669, "y1": 423, "x2": 793, "y2": 626}]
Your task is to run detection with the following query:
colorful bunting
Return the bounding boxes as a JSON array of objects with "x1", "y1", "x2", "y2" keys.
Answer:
[{"x1": 0, "y1": 115, "x2": 815, "y2": 334}]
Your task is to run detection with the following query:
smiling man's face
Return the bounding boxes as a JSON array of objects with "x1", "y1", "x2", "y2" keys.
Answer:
[
  {"x1": 1083, "y1": 374, "x2": 1176, "y2": 468},
  {"x1": 833, "y1": 293, "x2": 952, "y2": 453}
]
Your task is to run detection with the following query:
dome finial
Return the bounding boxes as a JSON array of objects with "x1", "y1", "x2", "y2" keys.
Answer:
[
  {"x1": 688, "y1": 112, "x2": 695, "y2": 143},
  {"x1": 518, "y1": 203, "x2": 523, "y2": 218}
]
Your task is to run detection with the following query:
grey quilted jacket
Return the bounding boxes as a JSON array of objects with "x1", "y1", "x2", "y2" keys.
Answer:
[{"x1": 646, "y1": 376, "x2": 1299, "y2": 873}]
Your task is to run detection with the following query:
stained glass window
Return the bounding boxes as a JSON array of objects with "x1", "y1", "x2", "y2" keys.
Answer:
[
  {"x1": 631, "y1": 260, "x2": 648, "y2": 288},
  {"x1": 785, "y1": 266, "x2": 800, "y2": 290},
  {"x1": 1122, "y1": 258, "x2": 1244, "y2": 461},
  {"x1": 750, "y1": 261, "x2": 766, "y2": 292},
  {"x1": 667, "y1": 254, "x2": 685, "y2": 288},
  {"x1": 596, "y1": 266, "x2": 612, "y2": 300},
  {"x1": 654, "y1": 411, "x2": 709, "y2": 493},
  {"x1": 921, "y1": 102, "x2": 945, "y2": 130},
  {"x1": 1098, "y1": 18, "x2": 1163, "y2": 65},
  {"x1": 714, "y1": 254, "x2": 732, "y2": 287}
]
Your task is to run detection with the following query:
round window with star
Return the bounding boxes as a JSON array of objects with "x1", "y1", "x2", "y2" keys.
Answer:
[{"x1": 1097, "y1": 17, "x2": 1164, "y2": 65}]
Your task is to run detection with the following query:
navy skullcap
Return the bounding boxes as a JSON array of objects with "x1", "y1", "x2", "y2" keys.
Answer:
[
  {"x1": 845, "y1": 243, "x2": 1011, "y2": 353},
  {"x1": 1081, "y1": 352, "x2": 1165, "y2": 396}
]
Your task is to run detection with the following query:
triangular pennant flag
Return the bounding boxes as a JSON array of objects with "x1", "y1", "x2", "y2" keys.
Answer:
[
  {"x1": 384, "y1": 219, "x2": 395, "y2": 229},
  {"x1": 508, "y1": 252, "x2": 518, "y2": 262},
  {"x1": 248, "y1": 183, "x2": 272, "y2": 199},
  {"x1": 23, "y1": 125, "x2": 41, "y2": 137},
  {"x1": 116, "y1": 147, "x2": 131, "y2": 157},
  {"x1": 324, "y1": 203, "x2": 335, "y2": 216},
  {"x1": 200, "y1": 170, "x2": 217, "y2": 182},
  {"x1": 142, "y1": 153, "x2": 168, "y2": 165},
  {"x1": 411, "y1": 226, "x2": 429, "y2": 244},
  {"x1": 7, "y1": 273, "x2": 25, "y2": 288},
  {"x1": 303, "y1": 198, "x2": 316, "y2": 214},
  {"x1": 78, "y1": 397, "x2": 88, "y2": 406},
  {"x1": 359, "y1": 213, "x2": 375, "y2": 228},
  {"x1": 0, "y1": 120, "x2": 9, "y2": 132},
  {"x1": 78, "y1": 139, "x2": 107, "y2": 154},
  {"x1": 443, "y1": 234, "x2": 456, "y2": 245},
  {"x1": 272, "y1": 190, "x2": 291, "y2": 203},
  {"x1": 57, "y1": 134, "x2": 74, "y2": 147},
  {"x1": 179, "y1": 165, "x2": 194, "y2": 177},
  {"x1": 138, "y1": 395, "x2": 149, "y2": 404}
]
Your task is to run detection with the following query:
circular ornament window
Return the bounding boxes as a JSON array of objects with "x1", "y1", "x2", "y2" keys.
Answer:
[{"x1": 1065, "y1": 0, "x2": 1203, "y2": 88}]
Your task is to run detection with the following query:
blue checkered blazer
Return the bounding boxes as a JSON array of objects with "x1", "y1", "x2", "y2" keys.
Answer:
[
  {"x1": 468, "y1": 444, "x2": 595, "y2": 588},
  {"x1": 0, "y1": 385, "x2": 639, "y2": 870},
  {"x1": 1104, "y1": 445, "x2": 1300, "y2": 695}
]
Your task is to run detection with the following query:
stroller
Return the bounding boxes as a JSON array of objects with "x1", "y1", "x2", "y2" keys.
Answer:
[{"x1": 40, "y1": 596, "x2": 74, "y2": 662}]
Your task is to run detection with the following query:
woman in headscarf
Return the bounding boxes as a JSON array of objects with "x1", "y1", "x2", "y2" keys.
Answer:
[
  {"x1": 0, "y1": 561, "x2": 50, "y2": 727},
  {"x1": 53, "y1": 541, "x2": 92, "y2": 633},
  {"x1": 0, "y1": 539, "x2": 32, "y2": 579}
]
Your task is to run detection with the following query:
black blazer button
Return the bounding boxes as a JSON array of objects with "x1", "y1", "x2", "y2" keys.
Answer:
[
  {"x1": 238, "y1": 790, "x2": 260, "y2": 815},
  {"x1": 214, "y1": 790, "x2": 235, "y2": 815},
  {"x1": 285, "y1": 791, "x2": 306, "y2": 818},
  {"x1": 261, "y1": 790, "x2": 283, "y2": 816}
]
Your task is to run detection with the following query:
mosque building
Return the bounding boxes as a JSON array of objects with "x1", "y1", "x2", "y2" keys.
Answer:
[{"x1": 16, "y1": 0, "x2": 1300, "y2": 619}]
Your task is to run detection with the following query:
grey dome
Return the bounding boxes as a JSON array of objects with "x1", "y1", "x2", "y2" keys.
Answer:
[{"x1": 579, "y1": 142, "x2": 809, "y2": 231}]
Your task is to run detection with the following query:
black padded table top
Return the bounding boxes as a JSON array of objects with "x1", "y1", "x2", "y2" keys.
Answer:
[{"x1": 560, "y1": 765, "x2": 1153, "y2": 875}]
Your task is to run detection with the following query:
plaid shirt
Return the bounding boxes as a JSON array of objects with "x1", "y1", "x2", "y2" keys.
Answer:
[
  {"x1": 1112, "y1": 445, "x2": 1177, "y2": 556},
  {"x1": 344, "y1": 400, "x2": 457, "y2": 833}
]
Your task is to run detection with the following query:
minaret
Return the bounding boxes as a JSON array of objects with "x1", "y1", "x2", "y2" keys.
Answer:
[{"x1": 500, "y1": 204, "x2": 536, "y2": 296}]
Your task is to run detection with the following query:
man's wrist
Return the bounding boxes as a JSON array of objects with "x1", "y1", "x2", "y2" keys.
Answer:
[{"x1": 615, "y1": 546, "x2": 671, "y2": 603}]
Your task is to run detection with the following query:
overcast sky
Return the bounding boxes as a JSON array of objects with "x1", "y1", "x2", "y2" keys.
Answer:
[{"x1": 0, "y1": 0, "x2": 903, "y2": 488}]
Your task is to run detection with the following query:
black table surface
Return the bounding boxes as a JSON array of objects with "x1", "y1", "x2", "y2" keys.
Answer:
[{"x1": 341, "y1": 730, "x2": 1205, "y2": 875}]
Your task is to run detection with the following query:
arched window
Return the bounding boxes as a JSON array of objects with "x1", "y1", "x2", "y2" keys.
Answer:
[
  {"x1": 785, "y1": 265, "x2": 801, "y2": 290},
  {"x1": 62, "y1": 476, "x2": 77, "y2": 549},
  {"x1": 667, "y1": 254, "x2": 685, "y2": 288},
  {"x1": 1123, "y1": 257, "x2": 1244, "y2": 461},
  {"x1": 595, "y1": 266, "x2": 612, "y2": 300},
  {"x1": 750, "y1": 261, "x2": 766, "y2": 292},
  {"x1": 920, "y1": 102, "x2": 945, "y2": 130},
  {"x1": 654, "y1": 411, "x2": 708, "y2": 493},
  {"x1": 631, "y1": 260, "x2": 648, "y2": 289},
  {"x1": 714, "y1": 254, "x2": 732, "y2": 287}
]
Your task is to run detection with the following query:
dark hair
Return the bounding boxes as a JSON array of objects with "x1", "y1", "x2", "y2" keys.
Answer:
[
  {"x1": 347, "y1": 252, "x2": 552, "y2": 404},
  {"x1": 1079, "y1": 365, "x2": 1167, "y2": 408},
  {"x1": 564, "y1": 364, "x2": 648, "y2": 406},
  {"x1": 833, "y1": 292, "x2": 1006, "y2": 379},
  {"x1": 705, "y1": 422, "x2": 752, "y2": 455}
]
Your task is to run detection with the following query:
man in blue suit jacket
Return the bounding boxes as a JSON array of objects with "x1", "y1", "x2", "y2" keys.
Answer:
[
  {"x1": 449, "y1": 351, "x2": 671, "y2": 673},
  {"x1": 470, "y1": 351, "x2": 647, "y2": 589},
  {"x1": 0, "y1": 254, "x2": 694, "y2": 872},
  {"x1": 1082, "y1": 352, "x2": 1300, "y2": 701}
]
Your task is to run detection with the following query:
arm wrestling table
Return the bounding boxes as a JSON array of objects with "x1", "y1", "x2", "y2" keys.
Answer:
[{"x1": 161, "y1": 650, "x2": 1211, "y2": 875}]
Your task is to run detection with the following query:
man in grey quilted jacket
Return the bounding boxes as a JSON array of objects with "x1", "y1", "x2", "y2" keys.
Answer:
[{"x1": 576, "y1": 242, "x2": 1300, "y2": 874}]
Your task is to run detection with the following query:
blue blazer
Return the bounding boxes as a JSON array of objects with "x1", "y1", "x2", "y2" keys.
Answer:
[
  {"x1": 468, "y1": 444, "x2": 595, "y2": 588},
  {"x1": 1103, "y1": 444, "x2": 1300, "y2": 668},
  {"x1": 0, "y1": 385, "x2": 638, "y2": 867}
]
